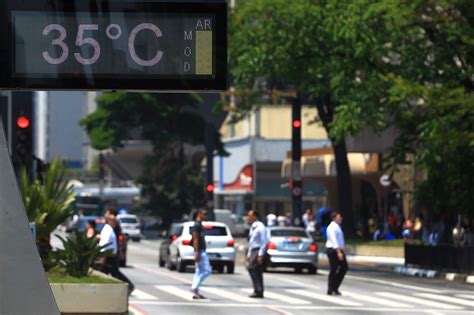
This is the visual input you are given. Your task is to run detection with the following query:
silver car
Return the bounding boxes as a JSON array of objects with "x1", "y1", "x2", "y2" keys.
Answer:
[{"x1": 266, "y1": 227, "x2": 318, "y2": 274}]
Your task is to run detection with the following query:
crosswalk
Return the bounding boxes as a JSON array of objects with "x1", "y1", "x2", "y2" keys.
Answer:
[{"x1": 130, "y1": 284, "x2": 474, "y2": 312}]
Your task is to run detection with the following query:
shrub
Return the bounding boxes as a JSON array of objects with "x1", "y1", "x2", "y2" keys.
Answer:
[{"x1": 52, "y1": 232, "x2": 111, "y2": 278}]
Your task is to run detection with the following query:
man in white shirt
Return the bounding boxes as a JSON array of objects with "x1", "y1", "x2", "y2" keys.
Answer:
[
  {"x1": 99, "y1": 217, "x2": 118, "y2": 273},
  {"x1": 99, "y1": 216, "x2": 134, "y2": 294},
  {"x1": 247, "y1": 210, "x2": 269, "y2": 298},
  {"x1": 325, "y1": 211, "x2": 348, "y2": 295}
]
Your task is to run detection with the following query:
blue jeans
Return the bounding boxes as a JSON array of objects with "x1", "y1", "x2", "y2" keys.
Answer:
[{"x1": 191, "y1": 251, "x2": 212, "y2": 290}]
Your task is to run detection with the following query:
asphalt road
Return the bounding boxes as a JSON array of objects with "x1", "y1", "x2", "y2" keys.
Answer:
[{"x1": 122, "y1": 239, "x2": 474, "y2": 315}]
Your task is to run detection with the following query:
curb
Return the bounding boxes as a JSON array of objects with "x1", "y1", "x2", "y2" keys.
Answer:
[{"x1": 394, "y1": 266, "x2": 473, "y2": 285}]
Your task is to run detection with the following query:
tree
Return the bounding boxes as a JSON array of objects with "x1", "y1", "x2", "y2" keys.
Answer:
[
  {"x1": 230, "y1": 0, "x2": 387, "y2": 231},
  {"x1": 328, "y1": 0, "x2": 474, "y2": 218},
  {"x1": 80, "y1": 93, "x2": 223, "y2": 223}
]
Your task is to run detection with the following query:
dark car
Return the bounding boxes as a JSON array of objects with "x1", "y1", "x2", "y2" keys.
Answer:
[
  {"x1": 159, "y1": 223, "x2": 183, "y2": 268},
  {"x1": 67, "y1": 216, "x2": 128, "y2": 267}
]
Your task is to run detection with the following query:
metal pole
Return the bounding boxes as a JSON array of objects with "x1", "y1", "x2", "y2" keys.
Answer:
[
  {"x1": 291, "y1": 96, "x2": 303, "y2": 226},
  {"x1": 205, "y1": 122, "x2": 215, "y2": 220}
]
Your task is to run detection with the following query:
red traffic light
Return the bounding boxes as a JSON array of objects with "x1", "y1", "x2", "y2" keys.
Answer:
[
  {"x1": 292, "y1": 120, "x2": 301, "y2": 128},
  {"x1": 17, "y1": 116, "x2": 30, "y2": 129},
  {"x1": 206, "y1": 184, "x2": 214, "y2": 192}
]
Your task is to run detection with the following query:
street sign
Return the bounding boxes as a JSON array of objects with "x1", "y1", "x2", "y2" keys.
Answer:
[
  {"x1": 379, "y1": 174, "x2": 391, "y2": 187},
  {"x1": 0, "y1": 0, "x2": 227, "y2": 91}
]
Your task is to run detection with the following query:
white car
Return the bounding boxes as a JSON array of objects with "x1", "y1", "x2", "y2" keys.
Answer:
[
  {"x1": 160, "y1": 221, "x2": 236, "y2": 273},
  {"x1": 117, "y1": 214, "x2": 141, "y2": 242}
]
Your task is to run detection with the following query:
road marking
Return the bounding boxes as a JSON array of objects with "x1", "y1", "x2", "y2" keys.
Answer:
[
  {"x1": 264, "y1": 305, "x2": 294, "y2": 315},
  {"x1": 133, "y1": 264, "x2": 189, "y2": 284},
  {"x1": 318, "y1": 270, "x2": 443, "y2": 293},
  {"x1": 287, "y1": 289, "x2": 361, "y2": 306},
  {"x1": 155, "y1": 285, "x2": 207, "y2": 302},
  {"x1": 241, "y1": 288, "x2": 311, "y2": 305},
  {"x1": 416, "y1": 293, "x2": 474, "y2": 307},
  {"x1": 129, "y1": 304, "x2": 148, "y2": 315},
  {"x1": 200, "y1": 287, "x2": 258, "y2": 303},
  {"x1": 377, "y1": 292, "x2": 464, "y2": 310},
  {"x1": 130, "y1": 289, "x2": 158, "y2": 300},
  {"x1": 344, "y1": 291, "x2": 411, "y2": 308},
  {"x1": 130, "y1": 302, "x2": 474, "y2": 313},
  {"x1": 455, "y1": 294, "x2": 474, "y2": 300}
]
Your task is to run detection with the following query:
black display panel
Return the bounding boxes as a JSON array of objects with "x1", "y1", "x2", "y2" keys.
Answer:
[{"x1": 0, "y1": 0, "x2": 227, "y2": 91}]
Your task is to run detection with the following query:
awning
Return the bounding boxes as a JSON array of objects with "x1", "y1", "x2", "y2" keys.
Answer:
[{"x1": 282, "y1": 153, "x2": 378, "y2": 178}]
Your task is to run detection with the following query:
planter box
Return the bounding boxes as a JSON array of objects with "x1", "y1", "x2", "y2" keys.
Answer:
[
  {"x1": 353, "y1": 245, "x2": 404, "y2": 258},
  {"x1": 50, "y1": 279, "x2": 128, "y2": 315}
]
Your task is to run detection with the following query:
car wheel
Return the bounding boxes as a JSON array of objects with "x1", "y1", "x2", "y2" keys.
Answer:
[
  {"x1": 159, "y1": 254, "x2": 165, "y2": 267},
  {"x1": 177, "y1": 255, "x2": 186, "y2": 273},
  {"x1": 227, "y1": 263, "x2": 235, "y2": 274},
  {"x1": 167, "y1": 255, "x2": 176, "y2": 270},
  {"x1": 308, "y1": 266, "x2": 317, "y2": 274},
  {"x1": 295, "y1": 267, "x2": 303, "y2": 274}
]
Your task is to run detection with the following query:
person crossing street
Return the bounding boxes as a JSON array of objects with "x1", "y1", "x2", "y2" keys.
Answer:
[
  {"x1": 190, "y1": 208, "x2": 212, "y2": 299},
  {"x1": 326, "y1": 211, "x2": 348, "y2": 295},
  {"x1": 246, "y1": 210, "x2": 269, "y2": 298}
]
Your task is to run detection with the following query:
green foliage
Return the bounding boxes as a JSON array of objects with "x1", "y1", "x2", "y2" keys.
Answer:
[
  {"x1": 52, "y1": 232, "x2": 111, "y2": 278},
  {"x1": 47, "y1": 271, "x2": 119, "y2": 284},
  {"x1": 230, "y1": 0, "x2": 474, "y2": 218},
  {"x1": 140, "y1": 145, "x2": 205, "y2": 224},
  {"x1": 80, "y1": 92, "x2": 223, "y2": 223},
  {"x1": 20, "y1": 159, "x2": 75, "y2": 244},
  {"x1": 80, "y1": 92, "x2": 224, "y2": 153}
]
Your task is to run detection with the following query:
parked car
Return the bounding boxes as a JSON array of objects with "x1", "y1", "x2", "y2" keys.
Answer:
[
  {"x1": 67, "y1": 216, "x2": 128, "y2": 267},
  {"x1": 159, "y1": 221, "x2": 236, "y2": 273},
  {"x1": 117, "y1": 214, "x2": 141, "y2": 242},
  {"x1": 266, "y1": 227, "x2": 318, "y2": 274}
]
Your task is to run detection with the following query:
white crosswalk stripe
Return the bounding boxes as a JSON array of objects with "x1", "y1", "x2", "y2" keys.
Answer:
[
  {"x1": 343, "y1": 291, "x2": 412, "y2": 308},
  {"x1": 377, "y1": 292, "x2": 464, "y2": 310},
  {"x1": 241, "y1": 288, "x2": 311, "y2": 305},
  {"x1": 415, "y1": 293, "x2": 474, "y2": 308},
  {"x1": 131, "y1": 289, "x2": 158, "y2": 300},
  {"x1": 154, "y1": 285, "x2": 207, "y2": 302},
  {"x1": 200, "y1": 287, "x2": 259, "y2": 303},
  {"x1": 287, "y1": 289, "x2": 362, "y2": 307},
  {"x1": 455, "y1": 294, "x2": 474, "y2": 300}
]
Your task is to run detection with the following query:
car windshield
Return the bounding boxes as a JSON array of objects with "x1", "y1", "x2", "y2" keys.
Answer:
[
  {"x1": 120, "y1": 218, "x2": 138, "y2": 224},
  {"x1": 188, "y1": 225, "x2": 227, "y2": 236},
  {"x1": 270, "y1": 229, "x2": 308, "y2": 237}
]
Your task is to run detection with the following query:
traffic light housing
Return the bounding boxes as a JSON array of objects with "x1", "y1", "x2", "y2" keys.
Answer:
[{"x1": 11, "y1": 93, "x2": 33, "y2": 175}]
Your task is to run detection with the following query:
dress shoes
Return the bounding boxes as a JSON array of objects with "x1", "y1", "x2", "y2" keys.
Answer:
[
  {"x1": 249, "y1": 292, "x2": 264, "y2": 298},
  {"x1": 327, "y1": 290, "x2": 342, "y2": 296}
]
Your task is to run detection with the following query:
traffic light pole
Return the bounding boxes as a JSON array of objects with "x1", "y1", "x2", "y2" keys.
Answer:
[
  {"x1": 205, "y1": 122, "x2": 215, "y2": 221},
  {"x1": 291, "y1": 96, "x2": 303, "y2": 226}
]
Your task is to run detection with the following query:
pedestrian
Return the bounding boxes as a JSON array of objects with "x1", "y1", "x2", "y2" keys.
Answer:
[
  {"x1": 190, "y1": 208, "x2": 212, "y2": 299},
  {"x1": 85, "y1": 219, "x2": 96, "y2": 238},
  {"x1": 102, "y1": 209, "x2": 135, "y2": 294},
  {"x1": 326, "y1": 211, "x2": 348, "y2": 296},
  {"x1": 266, "y1": 209, "x2": 277, "y2": 227},
  {"x1": 246, "y1": 210, "x2": 268, "y2": 298}
]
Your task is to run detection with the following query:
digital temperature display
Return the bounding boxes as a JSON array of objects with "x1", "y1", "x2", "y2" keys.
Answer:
[{"x1": 0, "y1": 1, "x2": 227, "y2": 91}]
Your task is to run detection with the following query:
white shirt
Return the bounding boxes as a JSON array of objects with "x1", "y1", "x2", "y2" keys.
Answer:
[
  {"x1": 266, "y1": 214, "x2": 277, "y2": 227},
  {"x1": 248, "y1": 221, "x2": 269, "y2": 257},
  {"x1": 326, "y1": 221, "x2": 345, "y2": 249},
  {"x1": 99, "y1": 224, "x2": 118, "y2": 254}
]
